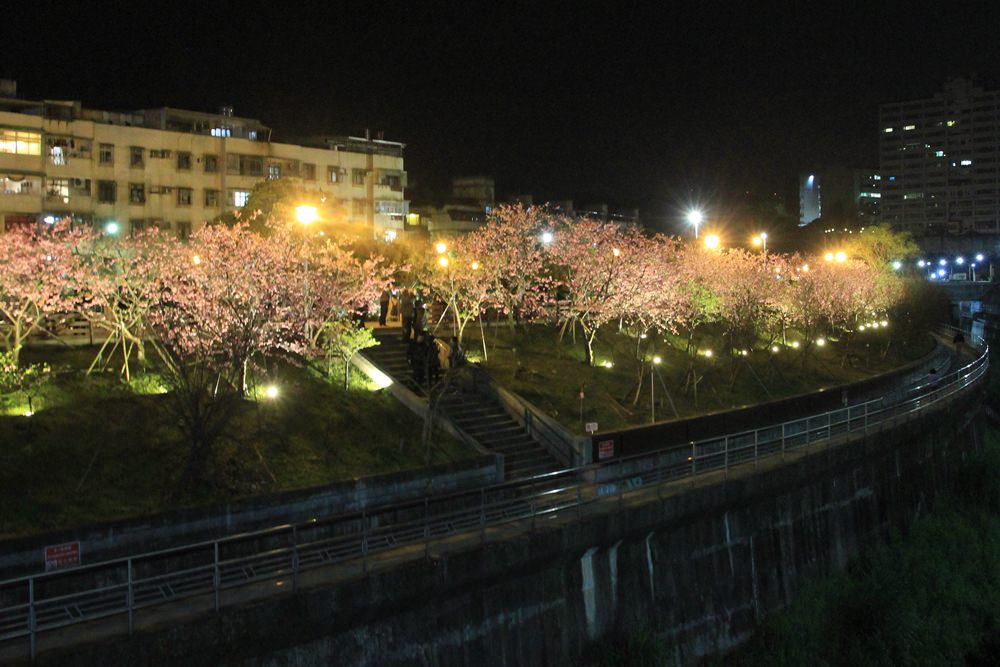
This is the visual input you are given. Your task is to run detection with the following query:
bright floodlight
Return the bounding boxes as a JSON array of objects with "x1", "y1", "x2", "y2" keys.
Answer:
[
  {"x1": 956, "y1": 256, "x2": 965, "y2": 265},
  {"x1": 192, "y1": 255, "x2": 202, "y2": 265},
  {"x1": 939, "y1": 258, "x2": 947, "y2": 266},
  {"x1": 816, "y1": 338, "x2": 826, "y2": 346},
  {"x1": 541, "y1": 231, "x2": 554, "y2": 244},
  {"x1": 105, "y1": 221, "x2": 120, "y2": 235},
  {"x1": 295, "y1": 205, "x2": 318, "y2": 225},
  {"x1": 652, "y1": 356, "x2": 662, "y2": 364},
  {"x1": 834, "y1": 251, "x2": 847, "y2": 263},
  {"x1": 918, "y1": 260, "x2": 926, "y2": 268},
  {"x1": 704, "y1": 234, "x2": 720, "y2": 250},
  {"x1": 752, "y1": 236, "x2": 762, "y2": 246},
  {"x1": 470, "y1": 261, "x2": 480, "y2": 270},
  {"x1": 264, "y1": 385, "x2": 279, "y2": 399},
  {"x1": 612, "y1": 247, "x2": 621, "y2": 257},
  {"x1": 435, "y1": 242, "x2": 447, "y2": 254},
  {"x1": 824, "y1": 252, "x2": 834, "y2": 262},
  {"x1": 438, "y1": 256, "x2": 449, "y2": 267},
  {"x1": 686, "y1": 210, "x2": 703, "y2": 225},
  {"x1": 976, "y1": 254, "x2": 984, "y2": 262},
  {"x1": 892, "y1": 260, "x2": 902, "y2": 270}
]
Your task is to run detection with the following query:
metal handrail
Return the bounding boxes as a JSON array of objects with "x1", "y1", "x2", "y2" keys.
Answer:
[{"x1": 0, "y1": 334, "x2": 988, "y2": 660}]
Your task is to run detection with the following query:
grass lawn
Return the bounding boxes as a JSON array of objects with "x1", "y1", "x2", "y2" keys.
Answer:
[
  {"x1": 0, "y1": 346, "x2": 472, "y2": 539},
  {"x1": 460, "y1": 322, "x2": 936, "y2": 433}
]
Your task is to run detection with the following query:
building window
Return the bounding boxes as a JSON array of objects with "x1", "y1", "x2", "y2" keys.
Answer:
[
  {"x1": 46, "y1": 178, "x2": 71, "y2": 203},
  {"x1": 176, "y1": 221, "x2": 192, "y2": 240},
  {"x1": 232, "y1": 190, "x2": 251, "y2": 207},
  {"x1": 210, "y1": 127, "x2": 231, "y2": 137},
  {"x1": 99, "y1": 143, "x2": 114, "y2": 164},
  {"x1": 0, "y1": 129, "x2": 42, "y2": 155},
  {"x1": 129, "y1": 182, "x2": 145, "y2": 204},
  {"x1": 203, "y1": 154, "x2": 218, "y2": 172},
  {"x1": 303, "y1": 163, "x2": 316, "y2": 180},
  {"x1": 97, "y1": 180, "x2": 117, "y2": 203},
  {"x1": 328, "y1": 167, "x2": 340, "y2": 183},
  {"x1": 177, "y1": 187, "x2": 193, "y2": 206},
  {"x1": 266, "y1": 163, "x2": 281, "y2": 180},
  {"x1": 177, "y1": 152, "x2": 192, "y2": 170},
  {"x1": 903, "y1": 125, "x2": 916, "y2": 131},
  {"x1": 130, "y1": 219, "x2": 147, "y2": 234},
  {"x1": 48, "y1": 138, "x2": 69, "y2": 165},
  {"x1": 204, "y1": 189, "x2": 220, "y2": 207},
  {"x1": 129, "y1": 146, "x2": 144, "y2": 168},
  {"x1": 883, "y1": 127, "x2": 894, "y2": 133},
  {"x1": 352, "y1": 168, "x2": 366, "y2": 185}
]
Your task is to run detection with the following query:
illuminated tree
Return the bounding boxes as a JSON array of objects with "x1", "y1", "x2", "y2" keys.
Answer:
[
  {"x1": 0, "y1": 222, "x2": 91, "y2": 366},
  {"x1": 424, "y1": 235, "x2": 494, "y2": 345}
]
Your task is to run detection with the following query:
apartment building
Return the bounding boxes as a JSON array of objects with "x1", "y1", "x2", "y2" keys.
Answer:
[
  {"x1": 0, "y1": 81, "x2": 407, "y2": 237},
  {"x1": 879, "y1": 78, "x2": 1000, "y2": 241}
]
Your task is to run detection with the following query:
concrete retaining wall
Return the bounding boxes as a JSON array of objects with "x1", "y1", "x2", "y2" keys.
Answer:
[
  {"x1": 33, "y1": 390, "x2": 985, "y2": 666},
  {"x1": 0, "y1": 455, "x2": 500, "y2": 580}
]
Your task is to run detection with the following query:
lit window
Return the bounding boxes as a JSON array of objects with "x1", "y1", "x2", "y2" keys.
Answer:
[
  {"x1": 904, "y1": 124, "x2": 916, "y2": 131},
  {"x1": 873, "y1": 175, "x2": 881, "y2": 181},
  {"x1": 935, "y1": 151, "x2": 945, "y2": 157},
  {"x1": 888, "y1": 176, "x2": 896, "y2": 181},
  {"x1": 883, "y1": 127, "x2": 894, "y2": 133},
  {"x1": 960, "y1": 159, "x2": 973, "y2": 166},
  {"x1": 0, "y1": 129, "x2": 42, "y2": 155},
  {"x1": 211, "y1": 127, "x2": 232, "y2": 137},
  {"x1": 233, "y1": 190, "x2": 251, "y2": 207},
  {"x1": 946, "y1": 120, "x2": 957, "y2": 127}
]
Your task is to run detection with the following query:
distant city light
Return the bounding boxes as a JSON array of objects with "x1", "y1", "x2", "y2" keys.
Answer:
[
  {"x1": 939, "y1": 258, "x2": 948, "y2": 266},
  {"x1": 956, "y1": 256, "x2": 965, "y2": 265},
  {"x1": 918, "y1": 260, "x2": 926, "y2": 268}
]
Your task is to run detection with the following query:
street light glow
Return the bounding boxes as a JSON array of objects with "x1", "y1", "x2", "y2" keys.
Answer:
[
  {"x1": 438, "y1": 256, "x2": 449, "y2": 267},
  {"x1": 652, "y1": 356, "x2": 662, "y2": 364},
  {"x1": 752, "y1": 236, "x2": 762, "y2": 246},
  {"x1": 939, "y1": 258, "x2": 947, "y2": 266},
  {"x1": 824, "y1": 252, "x2": 834, "y2": 262},
  {"x1": 892, "y1": 260, "x2": 902, "y2": 270},
  {"x1": 704, "y1": 234, "x2": 720, "y2": 250},
  {"x1": 834, "y1": 251, "x2": 847, "y2": 263},
  {"x1": 435, "y1": 242, "x2": 448, "y2": 254},
  {"x1": 295, "y1": 205, "x2": 318, "y2": 225},
  {"x1": 612, "y1": 247, "x2": 621, "y2": 257},
  {"x1": 192, "y1": 255, "x2": 201, "y2": 265},
  {"x1": 470, "y1": 261, "x2": 480, "y2": 270},
  {"x1": 264, "y1": 385, "x2": 279, "y2": 399},
  {"x1": 105, "y1": 221, "x2": 120, "y2": 235},
  {"x1": 956, "y1": 256, "x2": 965, "y2": 265},
  {"x1": 686, "y1": 209, "x2": 703, "y2": 238},
  {"x1": 976, "y1": 254, "x2": 984, "y2": 262},
  {"x1": 541, "y1": 231, "x2": 554, "y2": 244}
]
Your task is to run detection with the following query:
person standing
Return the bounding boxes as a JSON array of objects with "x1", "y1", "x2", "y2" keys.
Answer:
[
  {"x1": 399, "y1": 288, "x2": 415, "y2": 341},
  {"x1": 378, "y1": 288, "x2": 391, "y2": 327},
  {"x1": 413, "y1": 288, "x2": 427, "y2": 334}
]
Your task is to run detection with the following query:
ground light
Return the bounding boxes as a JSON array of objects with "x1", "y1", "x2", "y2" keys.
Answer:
[
  {"x1": 791, "y1": 341, "x2": 800, "y2": 348},
  {"x1": 435, "y1": 242, "x2": 447, "y2": 254},
  {"x1": 892, "y1": 260, "x2": 902, "y2": 270},
  {"x1": 191, "y1": 255, "x2": 201, "y2": 265},
  {"x1": 264, "y1": 385, "x2": 279, "y2": 399},
  {"x1": 772, "y1": 345, "x2": 780, "y2": 353},
  {"x1": 816, "y1": 338, "x2": 826, "y2": 346}
]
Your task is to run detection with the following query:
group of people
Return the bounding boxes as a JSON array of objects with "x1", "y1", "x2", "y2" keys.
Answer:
[{"x1": 377, "y1": 287, "x2": 433, "y2": 335}]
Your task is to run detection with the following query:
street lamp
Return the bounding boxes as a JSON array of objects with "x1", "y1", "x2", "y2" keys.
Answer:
[
  {"x1": 295, "y1": 205, "x2": 318, "y2": 225},
  {"x1": 824, "y1": 252, "x2": 834, "y2": 262},
  {"x1": 835, "y1": 251, "x2": 847, "y2": 263},
  {"x1": 686, "y1": 209, "x2": 703, "y2": 239},
  {"x1": 704, "y1": 234, "x2": 720, "y2": 250},
  {"x1": 104, "y1": 221, "x2": 120, "y2": 235},
  {"x1": 541, "y1": 231, "x2": 554, "y2": 245},
  {"x1": 651, "y1": 355, "x2": 662, "y2": 422},
  {"x1": 891, "y1": 260, "x2": 902, "y2": 270},
  {"x1": 435, "y1": 241, "x2": 448, "y2": 254}
]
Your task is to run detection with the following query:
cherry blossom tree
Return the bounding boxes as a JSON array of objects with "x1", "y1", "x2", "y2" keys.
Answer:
[
  {"x1": 547, "y1": 219, "x2": 646, "y2": 365},
  {"x1": 423, "y1": 235, "x2": 493, "y2": 345},
  {"x1": 0, "y1": 222, "x2": 91, "y2": 366},
  {"x1": 465, "y1": 204, "x2": 550, "y2": 328},
  {"x1": 73, "y1": 230, "x2": 171, "y2": 381}
]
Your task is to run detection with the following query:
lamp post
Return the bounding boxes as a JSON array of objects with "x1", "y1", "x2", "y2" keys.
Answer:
[
  {"x1": 651, "y1": 356, "x2": 662, "y2": 423},
  {"x1": 686, "y1": 210, "x2": 703, "y2": 239}
]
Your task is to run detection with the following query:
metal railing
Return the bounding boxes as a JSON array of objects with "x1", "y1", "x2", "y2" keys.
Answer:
[{"x1": 0, "y1": 334, "x2": 988, "y2": 660}]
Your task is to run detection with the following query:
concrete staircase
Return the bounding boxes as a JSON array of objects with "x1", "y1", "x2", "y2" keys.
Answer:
[
  {"x1": 365, "y1": 328, "x2": 425, "y2": 395},
  {"x1": 435, "y1": 388, "x2": 563, "y2": 480},
  {"x1": 365, "y1": 328, "x2": 563, "y2": 480}
]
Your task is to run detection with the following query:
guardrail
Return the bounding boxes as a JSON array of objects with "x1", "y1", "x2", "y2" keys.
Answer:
[{"x1": 0, "y1": 333, "x2": 988, "y2": 660}]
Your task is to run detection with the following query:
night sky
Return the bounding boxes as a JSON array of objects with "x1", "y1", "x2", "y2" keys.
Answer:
[{"x1": 7, "y1": 2, "x2": 1000, "y2": 224}]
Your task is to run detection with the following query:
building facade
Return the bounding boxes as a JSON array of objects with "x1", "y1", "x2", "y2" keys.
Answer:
[
  {"x1": 879, "y1": 78, "x2": 1000, "y2": 244},
  {"x1": 798, "y1": 168, "x2": 880, "y2": 227},
  {"x1": 0, "y1": 82, "x2": 406, "y2": 237}
]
